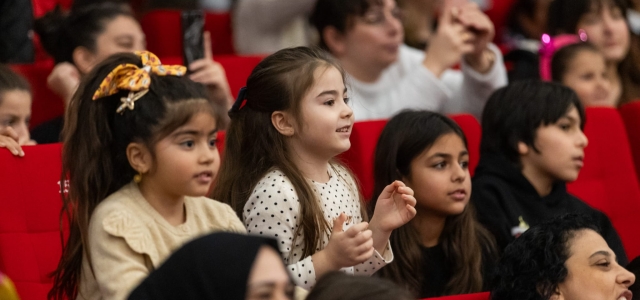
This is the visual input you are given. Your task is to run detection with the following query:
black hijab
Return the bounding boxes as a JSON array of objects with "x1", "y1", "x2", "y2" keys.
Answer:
[{"x1": 128, "y1": 232, "x2": 285, "y2": 300}]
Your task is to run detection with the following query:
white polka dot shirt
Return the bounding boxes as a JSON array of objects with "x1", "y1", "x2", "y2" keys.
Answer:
[{"x1": 243, "y1": 164, "x2": 393, "y2": 290}]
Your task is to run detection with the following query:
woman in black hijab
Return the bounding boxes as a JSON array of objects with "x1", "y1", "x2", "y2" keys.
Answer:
[{"x1": 128, "y1": 232, "x2": 295, "y2": 300}]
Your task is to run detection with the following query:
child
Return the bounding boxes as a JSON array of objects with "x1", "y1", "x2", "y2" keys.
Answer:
[
  {"x1": 472, "y1": 80, "x2": 628, "y2": 264},
  {"x1": 49, "y1": 51, "x2": 245, "y2": 300},
  {"x1": 310, "y1": 0, "x2": 507, "y2": 121},
  {"x1": 371, "y1": 110, "x2": 497, "y2": 298},
  {"x1": 0, "y1": 64, "x2": 34, "y2": 156},
  {"x1": 550, "y1": 42, "x2": 613, "y2": 107},
  {"x1": 305, "y1": 271, "x2": 413, "y2": 300},
  {"x1": 212, "y1": 47, "x2": 417, "y2": 290}
]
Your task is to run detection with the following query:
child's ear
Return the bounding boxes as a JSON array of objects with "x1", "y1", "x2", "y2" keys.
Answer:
[
  {"x1": 323, "y1": 26, "x2": 347, "y2": 56},
  {"x1": 517, "y1": 141, "x2": 530, "y2": 156},
  {"x1": 72, "y1": 46, "x2": 97, "y2": 75},
  {"x1": 126, "y1": 142, "x2": 153, "y2": 174},
  {"x1": 271, "y1": 111, "x2": 295, "y2": 137}
]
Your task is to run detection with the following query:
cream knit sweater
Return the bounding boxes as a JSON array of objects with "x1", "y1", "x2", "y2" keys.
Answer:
[{"x1": 76, "y1": 183, "x2": 246, "y2": 300}]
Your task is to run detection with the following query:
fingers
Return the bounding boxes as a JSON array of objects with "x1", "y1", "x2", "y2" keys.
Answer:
[
  {"x1": 203, "y1": 31, "x2": 213, "y2": 61},
  {"x1": 0, "y1": 135, "x2": 24, "y2": 157},
  {"x1": 333, "y1": 213, "x2": 347, "y2": 233},
  {"x1": 345, "y1": 221, "x2": 369, "y2": 237}
]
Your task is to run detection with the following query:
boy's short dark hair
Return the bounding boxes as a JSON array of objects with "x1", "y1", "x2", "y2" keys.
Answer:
[
  {"x1": 480, "y1": 80, "x2": 585, "y2": 166},
  {"x1": 310, "y1": 0, "x2": 382, "y2": 50}
]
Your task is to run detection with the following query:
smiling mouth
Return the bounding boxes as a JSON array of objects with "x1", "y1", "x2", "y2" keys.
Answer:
[
  {"x1": 336, "y1": 126, "x2": 350, "y2": 133},
  {"x1": 195, "y1": 171, "x2": 213, "y2": 180}
]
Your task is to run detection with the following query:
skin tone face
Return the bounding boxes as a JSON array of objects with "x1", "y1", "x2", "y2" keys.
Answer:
[
  {"x1": 562, "y1": 50, "x2": 613, "y2": 107},
  {"x1": 246, "y1": 246, "x2": 295, "y2": 300},
  {"x1": 554, "y1": 229, "x2": 635, "y2": 300},
  {"x1": 405, "y1": 132, "x2": 470, "y2": 218},
  {"x1": 285, "y1": 65, "x2": 353, "y2": 178},
  {"x1": 338, "y1": 0, "x2": 404, "y2": 75},
  {"x1": 136, "y1": 111, "x2": 219, "y2": 225},
  {"x1": 79, "y1": 15, "x2": 146, "y2": 74},
  {"x1": 576, "y1": 3, "x2": 630, "y2": 64},
  {"x1": 0, "y1": 90, "x2": 32, "y2": 145},
  {"x1": 519, "y1": 106, "x2": 588, "y2": 196}
]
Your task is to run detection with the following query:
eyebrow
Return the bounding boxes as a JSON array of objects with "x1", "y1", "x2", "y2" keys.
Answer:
[
  {"x1": 589, "y1": 250, "x2": 612, "y2": 259},
  {"x1": 429, "y1": 150, "x2": 469, "y2": 159},
  {"x1": 560, "y1": 115, "x2": 578, "y2": 123},
  {"x1": 172, "y1": 128, "x2": 218, "y2": 137},
  {"x1": 317, "y1": 88, "x2": 348, "y2": 98}
]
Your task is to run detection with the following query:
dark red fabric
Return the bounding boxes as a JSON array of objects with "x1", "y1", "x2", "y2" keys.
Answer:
[
  {"x1": 30, "y1": 0, "x2": 72, "y2": 18},
  {"x1": 140, "y1": 10, "x2": 236, "y2": 58},
  {"x1": 159, "y1": 55, "x2": 263, "y2": 101},
  {"x1": 0, "y1": 143, "x2": 68, "y2": 300},
  {"x1": 9, "y1": 60, "x2": 64, "y2": 129},
  {"x1": 618, "y1": 102, "x2": 640, "y2": 185},
  {"x1": 450, "y1": 114, "x2": 482, "y2": 177},
  {"x1": 423, "y1": 292, "x2": 490, "y2": 300},
  {"x1": 338, "y1": 119, "x2": 388, "y2": 201},
  {"x1": 567, "y1": 107, "x2": 640, "y2": 260}
]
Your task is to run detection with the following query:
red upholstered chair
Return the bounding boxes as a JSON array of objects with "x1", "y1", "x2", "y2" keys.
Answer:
[
  {"x1": 0, "y1": 143, "x2": 68, "y2": 300},
  {"x1": 216, "y1": 130, "x2": 226, "y2": 158},
  {"x1": 338, "y1": 119, "x2": 388, "y2": 201},
  {"x1": 10, "y1": 60, "x2": 64, "y2": 129},
  {"x1": 141, "y1": 10, "x2": 236, "y2": 58},
  {"x1": 618, "y1": 101, "x2": 640, "y2": 183},
  {"x1": 423, "y1": 292, "x2": 490, "y2": 300},
  {"x1": 567, "y1": 107, "x2": 640, "y2": 260},
  {"x1": 449, "y1": 114, "x2": 482, "y2": 177},
  {"x1": 159, "y1": 55, "x2": 263, "y2": 100}
]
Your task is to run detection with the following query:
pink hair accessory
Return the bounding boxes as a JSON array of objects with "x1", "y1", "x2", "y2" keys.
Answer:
[{"x1": 539, "y1": 30, "x2": 588, "y2": 81}]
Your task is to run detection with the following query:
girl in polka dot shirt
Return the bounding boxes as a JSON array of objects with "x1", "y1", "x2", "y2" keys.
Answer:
[{"x1": 213, "y1": 47, "x2": 417, "y2": 290}]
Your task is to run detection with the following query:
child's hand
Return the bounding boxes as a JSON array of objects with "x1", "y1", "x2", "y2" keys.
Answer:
[
  {"x1": 370, "y1": 181, "x2": 417, "y2": 233},
  {"x1": 0, "y1": 127, "x2": 25, "y2": 157},
  {"x1": 188, "y1": 31, "x2": 234, "y2": 109},
  {"x1": 323, "y1": 213, "x2": 374, "y2": 269}
]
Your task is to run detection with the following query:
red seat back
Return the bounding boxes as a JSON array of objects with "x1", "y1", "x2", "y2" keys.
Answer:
[
  {"x1": 0, "y1": 143, "x2": 68, "y2": 300},
  {"x1": 450, "y1": 114, "x2": 482, "y2": 177},
  {"x1": 338, "y1": 119, "x2": 388, "y2": 200},
  {"x1": 159, "y1": 55, "x2": 262, "y2": 99},
  {"x1": 567, "y1": 107, "x2": 640, "y2": 259},
  {"x1": 141, "y1": 10, "x2": 235, "y2": 58},
  {"x1": 9, "y1": 60, "x2": 64, "y2": 129},
  {"x1": 423, "y1": 292, "x2": 490, "y2": 300},
  {"x1": 618, "y1": 101, "x2": 640, "y2": 183}
]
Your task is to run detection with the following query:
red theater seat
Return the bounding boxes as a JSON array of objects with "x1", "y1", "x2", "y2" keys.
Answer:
[
  {"x1": 0, "y1": 143, "x2": 68, "y2": 300},
  {"x1": 567, "y1": 107, "x2": 640, "y2": 260},
  {"x1": 160, "y1": 55, "x2": 263, "y2": 99},
  {"x1": 339, "y1": 119, "x2": 388, "y2": 200},
  {"x1": 340, "y1": 114, "x2": 482, "y2": 201},
  {"x1": 141, "y1": 10, "x2": 235, "y2": 58},
  {"x1": 424, "y1": 292, "x2": 490, "y2": 300},
  {"x1": 618, "y1": 101, "x2": 640, "y2": 183},
  {"x1": 9, "y1": 60, "x2": 64, "y2": 129},
  {"x1": 450, "y1": 114, "x2": 481, "y2": 177}
]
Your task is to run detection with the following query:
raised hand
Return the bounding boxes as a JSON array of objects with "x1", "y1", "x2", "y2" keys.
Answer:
[
  {"x1": 371, "y1": 180, "x2": 417, "y2": 232},
  {"x1": 47, "y1": 62, "x2": 81, "y2": 108},
  {"x1": 188, "y1": 31, "x2": 234, "y2": 109},
  {"x1": 423, "y1": 4, "x2": 476, "y2": 78},
  {"x1": 456, "y1": 2, "x2": 496, "y2": 73}
]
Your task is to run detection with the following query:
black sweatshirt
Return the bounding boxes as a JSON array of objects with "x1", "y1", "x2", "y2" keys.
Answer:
[{"x1": 471, "y1": 153, "x2": 628, "y2": 265}]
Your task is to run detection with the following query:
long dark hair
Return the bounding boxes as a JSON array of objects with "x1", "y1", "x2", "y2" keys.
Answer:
[
  {"x1": 34, "y1": 3, "x2": 133, "y2": 64},
  {"x1": 49, "y1": 52, "x2": 211, "y2": 300},
  {"x1": 370, "y1": 110, "x2": 496, "y2": 296},
  {"x1": 212, "y1": 47, "x2": 366, "y2": 260}
]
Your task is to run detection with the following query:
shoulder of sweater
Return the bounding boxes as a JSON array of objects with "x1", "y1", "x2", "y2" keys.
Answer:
[{"x1": 186, "y1": 196, "x2": 239, "y2": 220}]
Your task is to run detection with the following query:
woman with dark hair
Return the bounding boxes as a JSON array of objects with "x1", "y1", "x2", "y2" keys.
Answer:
[
  {"x1": 548, "y1": 0, "x2": 640, "y2": 106},
  {"x1": 370, "y1": 110, "x2": 497, "y2": 298},
  {"x1": 491, "y1": 214, "x2": 635, "y2": 300}
]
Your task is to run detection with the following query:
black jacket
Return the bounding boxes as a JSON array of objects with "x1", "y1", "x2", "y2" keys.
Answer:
[{"x1": 471, "y1": 153, "x2": 628, "y2": 265}]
